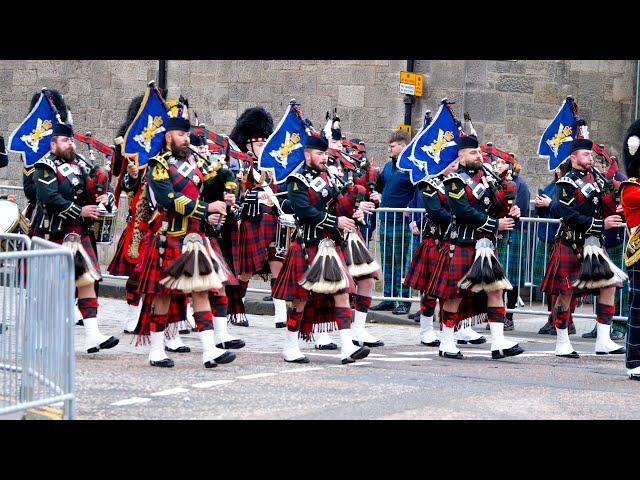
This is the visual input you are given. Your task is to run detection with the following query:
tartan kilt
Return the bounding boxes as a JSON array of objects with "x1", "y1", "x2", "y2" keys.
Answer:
[
  {"x1": 532, "y1": 240, "x2": 554, "y2": 287},
  {"x1": 299, "y1": 293, "x2": 338, "y2": 342},
  {"x1": 51, "y1": 232, "x2": 102, "y2": 283},
  {"x1": 239, "y1": 213, "x2": 277, "y2": 276},
  {"x1": 606, "y1": 243, "x2": 629, "y2": 316},
  {"x1": 107, "y1": 229, "x2": 136, "y2": 277},
  {"x1": 138, "y1": 234, "x2": 230, "y2": 296},
  {"x1": 404, "y1": 237, "x2": 442, "y2": 291},
  {"x1": 496, "y1": 230, "x2": 524, "y2": 287},
  {"x1": 426, "y1": 243, "x2": 476, "y2": 300},
  {"x1": 541, "y1": 242, "x2": 596, "y2": 296},
  {"x1": 272, "y1": 239, "x2": 355, "y2": 302}
]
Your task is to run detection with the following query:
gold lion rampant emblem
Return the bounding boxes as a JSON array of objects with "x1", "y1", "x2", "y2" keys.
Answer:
[
  {"x1": 268, "y1": 131, "x2": 303, "y2": 168},
  {"x1": 547, "y1": 125, "x2": 573, "y2": 156},
  {"x1": 20, "y1": 119, "x2": 53, "y2": 153},
  {"x1": 134, "y1": 115, "x2": 165, "y2": 153}
]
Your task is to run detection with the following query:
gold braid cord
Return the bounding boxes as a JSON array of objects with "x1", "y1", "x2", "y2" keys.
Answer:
[{"x1": 127, "y1": 182, "x2": 153, "y2": 261}]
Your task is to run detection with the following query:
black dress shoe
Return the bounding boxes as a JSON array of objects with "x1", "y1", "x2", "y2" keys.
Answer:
[
  {"x1": 150, "y1": 358, "x2": 175, "y2": 368},
  {"x1": 99, "y1": 336, "x2": 119, "y2": 350},
  {"x1": 234, "y1": 319, "x2": 250, "y2": 327},
  {"x1": 212, "y1": 351, "x2": 236, "y2": 364},
  {"x1": 596, "y1": 347, "x2": 626, "y2": 355},
  {"x1": 124, "y1": 329, "x2": 136, "y2": 335},
  {"x1": 556, "y1": 351, "x2": 580, "y2": 359},
  {"x1": 76, "y1": 319, "x2": 84, "y2": 326},
  {"x1": 352, "y1": 339, "x2": 385, "y2": 347},
  {"x1": 439, "y1": 350, "x2": 464, "y2": 360},
  {"x1": 204, "y1": 360, "x2": 218, "y2": 368},
  {"x1": 315, "y1": 342, "x2": 338, "y2": 350},
  {"x1": 408, "y1": 312, "x2": 420, "y2": 320},
  {"x1": 345, "y1": 346, "x2": 370, "y2": 362},
  {"x1": 568, "y1": 323, "x2": 576, "y2": 335},
  {"x1": 630, "y1": 374, "x2": 640, "y2": 381},
  {"x1": 582, "y1": 325, "x2": 597, "y2": 338},
  {"x1": 275, "y1": 322, "x2": 286, "y2": 329},
  {"x1": 263, "y1": 295, "x2": 273, "y2": 301},
  {"x1": 538, "y1": 320, "x2": 554, "y2": 335},
  {"x1": 215, "y1": 339, "x2": 246, "y2": 350},
  {"x1": 421, "y1": 339, "x2": 441, "y2": 347},
  {"x1": 392, "y1": 304, "x2": 410, "y2": 315},
  {"x1": 165, "y1": 345, "x2": 191, "y2": 353},
  {"x1": 179, "y1": 329, "x2": 191, "y2": 335},
  {"x1": 285, "y1": 356, "x2": 310, "y2": 364},
  {"x1": 491, "y1": 344, "x2": 524, "y2": 359},
  {"x1": 370, "y1": 301, "x2": 396, "y2": 311},
  {"x1": 504, "y1": 319, "x2": 514, "y2": 331},
  {"x1": 458, "y1": 337, "x2": 487, "y2": 345}
]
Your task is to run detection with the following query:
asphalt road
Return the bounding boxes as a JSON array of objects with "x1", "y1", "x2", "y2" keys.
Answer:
[{"x1": 67, "y1": 297, "x2": 640, "y2": 420}]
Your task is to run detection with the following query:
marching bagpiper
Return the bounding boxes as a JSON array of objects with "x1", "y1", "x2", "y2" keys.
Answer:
[
  {"x1": 230, "y1": 107, "x2": 289, "y2": 329},
  {"x1": 404, "y1": 158, "x2": 487, "y2": 347},
  {"x1": 32, "y1": 119, "x2": 119, "y2": 354},
  {"x1": 427, "y1": 134, "x2": 524, "y2": 360},
  {"x1": 323, "y1": 111, "x2": 384, "y2": 349},
  {"x1": 136, "y1": 104, "x2": 237, "y2": 368},
  {"x1": 272, "y1": 135, "x2": 371, "y2": 364},
  {"x1": 541, "y1": 137, "x2": 627, "y2": 358}
]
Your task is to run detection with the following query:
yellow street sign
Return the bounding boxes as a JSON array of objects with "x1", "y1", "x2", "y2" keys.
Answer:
[
  {"x1": 399, "y1": 71, "x2": 425, "y2": 97},
  {"x1": 396, "y1": 123, "x2": 412, "y2": 137}
]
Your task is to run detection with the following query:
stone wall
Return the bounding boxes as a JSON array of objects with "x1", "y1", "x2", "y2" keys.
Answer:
[{"x1": 0, "y1": 59, "x2": 636, "y2": 196}]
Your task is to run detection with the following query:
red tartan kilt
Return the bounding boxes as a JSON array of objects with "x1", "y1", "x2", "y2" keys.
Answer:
[
  {"x1": 299, "y1": 293, "x2": 338, "y2": 342},
  {"x1": 219, "y1": 219, "x2": 240, "y2": 275},
  {"x1": 137, "y1": 293, "x2": 188, "y2": 337},
  {"x1": 426, "y1": 243, "x2": 475, "y2": 300},
  {"x1": 239, "y1": 214, "x2": 277, "y2": 276},
  {"x1": 51, "y1": 232, "x2": 102, "y2": 282},
  {"x1": 541, "y1": 242, "x2": 594, "y2": 296},
  {"x1": 273, "y1": 240, "x2": 355, "y2": 302},
  {"x1": 404, "y1": 237, "x2": 442, "y2": 291},
  {"x1": 107, "y1": 229, "x2": 136, "y2": 277},
  {"x1": 138, "y1": 234, "x2": 230, "y2": 296}
]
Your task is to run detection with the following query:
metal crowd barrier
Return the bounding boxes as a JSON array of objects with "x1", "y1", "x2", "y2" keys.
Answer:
[
  {"x1": 0, "y1": 183, "x2": 629, "y2": 323},
  {"x1": 0, "y1": 233, "x2": 75, "y2": 420}
]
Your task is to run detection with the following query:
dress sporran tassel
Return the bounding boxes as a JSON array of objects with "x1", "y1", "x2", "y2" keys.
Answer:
[
  {"x1": 299, "y1": 238, "x2": 350, "y2": 294},
  {"x1": 345, "y1": 230, "x2": 379, "y2": 278},
  {"x1": 458, "y1": 238, "x2": 513, "y2": 293},
  {"x1": 160, "y1": 233, "x2": 223, "y2": 293},
  {"x1": 573, "y1": 237, "x2": 628, "y2": 290},
  {"x1": 62, "y1": 233, "x2": 101, "y2": 287}
]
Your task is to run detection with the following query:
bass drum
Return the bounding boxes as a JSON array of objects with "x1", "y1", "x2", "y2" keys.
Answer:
[{"x1": 0, "y1": 199, "x2": 20, "y2": 234}]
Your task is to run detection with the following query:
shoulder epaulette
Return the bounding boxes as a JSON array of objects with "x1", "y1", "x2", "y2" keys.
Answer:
[
  {"x1": 287, "y1": 172, "x2": 310, "y2": 188},
  {"x1": 556, "y1": 175, "x2": 578, "y2": 188},
  {"x1": 425, "y1": 176, "x2": 445, "y2": 194},
  {"x1": 149, "y1": 151, "x2": 171, "y2": 170},
  {"x1": 443, "y1": 172, "x2": 462, "y2": 183},
  {"x1": 34, "y1": 155, "x2": 57, "y2": 172}
]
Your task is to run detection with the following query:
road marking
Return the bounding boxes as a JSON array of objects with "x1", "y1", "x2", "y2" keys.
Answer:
[
  {"x1": 395, "y1": 351, "x2": 438, "y2": 356},
  {"x1": 370, "y1": 357, "x2": 432, "y2": 362},
  {"x1": 192, "y1": 380, "x2": 235, "y2": 389},
  {"x1": 279, "y1": 367, "x2": 325, "y2": 374},
  {"x1": 327, "y1": 361, "x2": 373, "y2": 368},
  {"x1": 111, "y1": 397, "x2": 151, "y2": 406},
  {"x1": 150, "y1": 388, "x2": 190, "y2": 397},
  {"x1": 305, "y1": 352, "x2": 341, "y2": 358},
  {"x1": 27, "y1": 408, "x2": 62, "y2": 420},
  {"x1": 237, "y1": 373, "x2": 278, "y2": 380},
  {"x1": 367, "y1": 353, "x2": 388, "y2": 357}
]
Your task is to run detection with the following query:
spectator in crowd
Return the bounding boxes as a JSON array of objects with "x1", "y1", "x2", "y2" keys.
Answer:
[{"x1": 370, "y1": 130, "x2": 416, "y2": 315}]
